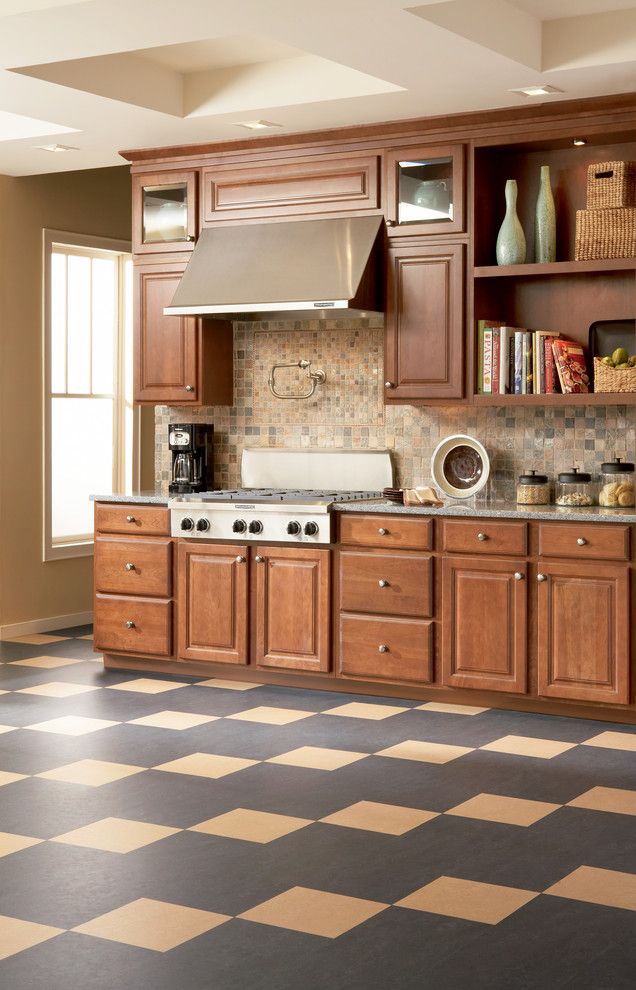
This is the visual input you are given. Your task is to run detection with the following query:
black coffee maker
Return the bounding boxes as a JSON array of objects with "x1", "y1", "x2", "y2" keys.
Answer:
[{"x1": 168, "y1": 423, "x2": 214, "y2": 494}]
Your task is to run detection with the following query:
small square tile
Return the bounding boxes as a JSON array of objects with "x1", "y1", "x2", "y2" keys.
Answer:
[
  {"x1": 108, "y1": 678, "x2": 189, "y2": 694},
  {"x1": 396, "y1": 876, "x2": 538, "y2": 925},
  {"x1": 190, "y1": 808, "x2": 312, "y2": 843},
  {"x1": 0, "y1": 832, "x2": 43, "y2": 858},
  {"x1": 154, "y1": 753, "x2": 258, "y2": 779},
  {"x1": 128, "y1": 711, "x2": 219, "y2": 731},
  {"x1": 37, "y1": 759, "x2": 145, "y2": 787},
  {"x1": 266, "y1": 746, "x2": 368, "y2": 771},
  {"x1": 0, "y1": 771, "x2": 28, "y2": 787},
  {"x1": 321, "y1": 801, "x2": 438, "y2": 835},
  {"x1": 195, "y1": 678, "x2": 259, "y2": 691},
  {"x1": 322, "y1": 702, "x2": 409, "y2": 720},
  {"x1": 581, "y1": 731, "x2": 636, "y2": 753},
  {"x1": 239, "y1": 886, "x2": 387, "y2": 938},
  {"x1": 26, "y1": 716, "x2": 119, "y2": 736},
  {"x1": 73, "y1": 898, "x2": 229, "y2": 951},
  {"x1": 416, "y1": 702, "x2": 490, "y2": 716},
  {"x1": 376, "y1": 740, "x2": 473, "y2": 765},
  {"x1": 0, "y1": 725, "x2": 16, "y2": 735},
  {"x1": 446, "y1": 793, "x2": 560, "y2": 827},
  {"x1": 227, "y1": 706, "x2": 315, "y2": 726},
  {"x1": 3, "y1": 634, "x2": 66, "y2": 645},
  {"x1": 10, "y1": 656, "x2": 82, "y2": 669},
  {"x1": 0, "y1": 915, "x2": 63, "y2": 961},
  {"x1": 480, "y1": 735, "x2": 577, "y2": 759},
  {"x1": 545, "y1": 866, "x2": 636, "y2": 912},
  {"x1": 17, "y1": 681, "x2": 100, "y2": 698},
  {"x1": 567, "y1": 786, "x2": 636, "y2": 817},
  {"x1": 52, "y1": 817, "x2": 180, "y2": 853}
]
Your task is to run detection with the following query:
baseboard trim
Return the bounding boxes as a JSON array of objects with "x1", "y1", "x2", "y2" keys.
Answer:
[{"x1": 0, "y1": 610, "x2": 93, "y2": 640}]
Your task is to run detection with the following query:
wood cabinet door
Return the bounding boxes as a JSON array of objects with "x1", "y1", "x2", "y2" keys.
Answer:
[
  {"x1": 134, "y1": 264, "x2": 199, "y2": 404},
  {"x1": 384, "y1": 243, "x2": 464, "y2": 400},
  {"x1": 384, "y1": 144, "x2": 464, "y2": 236},
  {"x1": 442, "y1": 556, "x2": 527, "y2": 693},
  {"x1": 254, "y1": 546, "x2": 330, "y2": 672},
  {"x1": 178, "y1": 543, "x2": 249, "y2": 664},
  {"x1": 132, "y1": 170, "x2": 197, "y2": 254},
  {"x1": 537, "y1": 562, "x2": 630, "y2": 704}
]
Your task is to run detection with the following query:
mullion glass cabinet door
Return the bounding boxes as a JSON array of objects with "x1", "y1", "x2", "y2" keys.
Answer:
[
  {"x1": 132, "y1": 170, "x2": 197, "y2": 253},
  {"x1": 384, "y1": 144, "x2": 464, "y2": 236}
]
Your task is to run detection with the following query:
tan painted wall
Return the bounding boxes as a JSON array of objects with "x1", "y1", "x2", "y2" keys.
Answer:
[{"x1": 0, "y1": 165, "x2": 153, "y2": 629}]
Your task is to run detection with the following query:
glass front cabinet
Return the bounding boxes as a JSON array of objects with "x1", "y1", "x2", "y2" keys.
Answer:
[
  {"x1": 132, "y1": 170, "x2": 198, "y2": 254},
  {"x1": 384, "y1": 144, "x2": 464, "y2": 236}
]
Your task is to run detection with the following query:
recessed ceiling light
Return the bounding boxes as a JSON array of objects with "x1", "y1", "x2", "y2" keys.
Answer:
[
  {"x1": 235, "y1": 120, "x2": 281, "y2": 131},
  {"x1": 510, "y1": 85, "x2": 564, "y2": 97},
  {"x1": 572, "y1": 138, "x2": 587, "y2": 146},
  {"x1": 34, "y1": 143, "x2": 80, "y2": 153}
]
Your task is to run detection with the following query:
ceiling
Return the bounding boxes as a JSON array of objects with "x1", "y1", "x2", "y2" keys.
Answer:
[{"x1": 0, "y1": 0, "x2": 634, "y2": 175}]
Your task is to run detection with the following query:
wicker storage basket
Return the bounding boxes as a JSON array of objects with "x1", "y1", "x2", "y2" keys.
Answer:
[
  {"x1": 594, "y1": 357, "x2": 636, "y2": 394},
  {"x1": 575, "y1": 207, "x2": 636, "y2": 260},
  {"x1": 586, "y1": 161, "x2": 636, "y2": 209}
]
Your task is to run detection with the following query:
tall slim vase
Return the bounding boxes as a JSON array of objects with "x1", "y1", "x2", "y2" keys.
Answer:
[
  {"x1": 535, "y1": 164, "x2": 556, "y2": 263},
  {"x1": 496, "y1": 179, "x2": 526, "y2": 265}
]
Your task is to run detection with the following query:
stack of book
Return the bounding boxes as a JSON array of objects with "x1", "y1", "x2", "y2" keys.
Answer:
[{"x1": 477, "y1": 321, "x2": 591, "y2": 395}]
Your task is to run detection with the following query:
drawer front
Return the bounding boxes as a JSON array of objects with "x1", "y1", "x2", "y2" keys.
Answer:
[
  {"x1": 339, "y1": 551, "x2": 433, "y2": 617},
  {"x1": 95, "y1": 503, "x2": 170, "y2": 537},
  {"x1": 95, "y1": 537, "x2": 172, "y2": 597},
  {"x1": 442, "y1": 519, "x2": 527, "y2": 556},
  {"x1": 339, "y1": 514, "x2": 433, "y2": 550},
  {"x1": 339, "y1": 614, "x2": 433, "y2": 683},
  {"x1": 94, "y1": 594, "x2": 172, "y2": 656},
  {"x1": 538, "y1": 523, "x2": 630, "y2": 561}
]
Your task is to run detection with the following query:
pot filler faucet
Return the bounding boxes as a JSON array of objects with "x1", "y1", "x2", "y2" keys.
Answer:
[{"x1": 268, "y1": 359, "x2": 326, "y2": 399}]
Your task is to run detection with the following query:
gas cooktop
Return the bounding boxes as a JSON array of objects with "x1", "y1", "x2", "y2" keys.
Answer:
[{"x1": 171, "y1": 489, "x2": 382, "y2": 505}]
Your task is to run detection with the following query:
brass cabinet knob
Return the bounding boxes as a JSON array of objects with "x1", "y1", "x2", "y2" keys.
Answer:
[
  {"x1": 126, "y1": 515, "x2": 135, "y2": 523},
  {"x1": 378, "y1": 527, "x2": 389, "y2": 536},
  {"x1": 235, "y1": 555, "x2": 246, "y2": 563},
  {"x1": 186, "y1": 234, "x2": 195, "y2": 241},
  {"x1": 125, "y1": 620, "x2": 136, "y2": 629},
  {"x1": 125, "y1": 562, "x2": 135, "y2": 571},
  {"x1": 378, "y1": 644, "x2": 389, "y2": 653},
  {"x1": 477, "y1": 532, "x2": 487, "y2": 541},
  {"x1": 577, "y1": 537, "x2": 587, "y2": 546},
  {"x1": 185, "y1": 384, "x2": 194, "y2": 392},
  {"x1": 514, "y1": 572, "x2": 523, "y2": 581},
  {"x1": 255, "y1": 555, "x2": 264, "y2": 563},
  {"x1": 378, "y1": 579, "x2": 389, "y2": 588},
  {"x1": 386, "y1": 219, "x2": 396, "y2": 227},
  {"x1": 537, "y1": 573, "x2": 547, "y2": 582},
  {"x1": 384, "y1": 381, "x2": 395, "y2": 389}
]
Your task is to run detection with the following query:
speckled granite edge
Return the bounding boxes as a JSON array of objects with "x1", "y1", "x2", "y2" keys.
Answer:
[
  {"x1": 332, "y1": 499, "x2": 636, "y2": 524},
  {"x1": 91, "y1": 493, "x2": 169, "y2": 505}
]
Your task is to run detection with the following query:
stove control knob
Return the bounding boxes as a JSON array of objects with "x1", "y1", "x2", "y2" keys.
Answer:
[
  {"x1": 232, "y1": 519, "x2": 247, "y2": 534},
  {"x1": 196, "y1": 518, "x2": 210, "y2": 532},
  {"x1": 180, "y1": 517, "x2": 194, "y2": 531},
  {"x1": 304, "y1": 521, "x2": 319, "y2": 536},
  {"x1": 248, "y1": 520, "x2": 263, "y2": 534},
  {"x1": 287, "y1": 521, "x2": 301, "y2": 535}
]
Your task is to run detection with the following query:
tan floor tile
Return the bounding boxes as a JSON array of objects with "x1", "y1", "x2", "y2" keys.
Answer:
[
  {"x1": 190, "y1": 808, "x2": 312, "y2": 843},
  {"x1": 446, "y1": 793, "x2": 560, "y2": 827},
  {"x1": 154, "y1": 752, "x2": 258, "y2": 779},
  {"x1": 322, "y1": 702, "x2": 409, "y2": 720},
  {"x1": 52, "y1": 817, "x2": 180, "y2": 853},
  {"x1": 3, "y1": 634, "x2": 66, "y2": 645},
  {"x1": 416, "y1": 702, "x2": 490, "y2": 716},
  {"x1": 480, "y1": 735, "x2": 577, "y2": 759},
  {"x1": 0, "y1": 725, "x2": 16, "y2": 735},
  {"x1": 0, "y1": 832, "x2": 43, "y2": 858},
  {"x1": 26, "y1": 715, "x2": 119, "y2": 736},
  {"x1": 228, "y1": 706, "x2": 315, "y2": 726},
  {"x1": 545, "y1": 866, "x2": 636, "y2": 912},
  {"x1": 37, "y1": 759, "x2": 145, "y2": 787},
  {"x1": 581, "y1": 731, "x2": 636, "y2": 753},
  {"x1": 376, "y1": 740, "x2": 473, "y2": 765},
  {"x1": 17, "y1": 681, "x2": 100, "y2": 698},
  {"x1": 73, "y1": 897, "x2": 229, "y2": 951},
  {"x1": 11, "y1": 656, "x2": 82, "y2": 669},
  {"x1": 240, "y1": 886, "x2": 387, "y2": 938},
  {"x1": 567, "y1": 786, "x2": 636, "y2": 817},
  {"x1": 0, "y1": 771, "x2": 28, "y2": 787},
  {"x1": 195, "y1": 678, "x2": 260, "y2": 691},
  {"x1": 321, "y1": 800, "x2": 438, "y2": 835},
  {"x1": 128, "y1": 711, "x2": 219, "y2": 731},
  {"x1": 266, "y1": 746, "x2": 368, "y2": 771},
  {"x1": 108, "y1": 678, "x2": 189, "y2": 694},
  {"x1": 396, "y1": 876, "x2": 538, "y2": 924},
  {"x1": 0, "y1": 915, "x2": 64, "y2": 961}
]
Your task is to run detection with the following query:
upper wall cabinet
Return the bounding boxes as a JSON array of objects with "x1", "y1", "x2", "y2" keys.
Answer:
[
  {"x1": 201, "y1": 153, "x2": 380, "y2": 223},
  {"x1": 132, "y1": 170, "x2": 198, "y2": 254},
  {"x1": 384, "y1": 144, "x2": 465, "y2": 237}
]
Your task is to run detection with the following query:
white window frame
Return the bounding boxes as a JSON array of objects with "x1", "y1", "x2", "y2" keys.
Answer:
[{"x1": 43, "y1": 229, "x2": 137, "y2": 561}]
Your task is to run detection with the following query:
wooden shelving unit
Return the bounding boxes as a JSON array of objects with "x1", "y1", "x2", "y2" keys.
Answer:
[
  {"x1": 473, "y1": 392, "x2": 633, "y2": 407},
  {"x1": 474, "y1": 258, "x2": 636, "y2": 278}
]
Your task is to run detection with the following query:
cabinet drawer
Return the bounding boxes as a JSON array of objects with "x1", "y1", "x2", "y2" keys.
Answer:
[
  {"x1": 94, "y1": 594, "x2": 172, "y2": 657},
  {"x1": 95, "y1": 503, "x2": 170, "y2": 537},
  {"x1": 339, "y1": 514, "x2": 432, "y2": 550},
  {"x1": 95, "y1": 537, "x2": 172, "y2": 597},
  {"x1": 339, "y1": 551, "x2": 432, "y2": 617},
  {"x1": 442, "y1": 519, "x2": 526, "y2": 556},
  {"x1": 538, "y1": 523, "x2": 630, "y2": 561},
  {"x1": 338, "y1": 614, "x2": 433, "y2": 683}
]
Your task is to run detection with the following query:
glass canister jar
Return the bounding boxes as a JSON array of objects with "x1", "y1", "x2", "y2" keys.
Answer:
[
  {"x1": 555, "y1": 468, "x2": 595, "y2": 507},
  {"x1": 516, "y1": 470, "x2": 550, "y2": 505},
  {"x1": 598, "y1": 457, "x2": 635, "y2": 508}
]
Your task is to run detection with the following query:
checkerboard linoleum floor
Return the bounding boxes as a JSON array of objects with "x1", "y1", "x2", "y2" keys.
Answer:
[{"x1": 1, "y1": 629, "x2": 636, "y2": 989}]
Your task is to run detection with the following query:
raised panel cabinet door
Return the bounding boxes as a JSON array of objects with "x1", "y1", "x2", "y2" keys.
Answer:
[
  {"x1": 178, "y1": 543, "x2": 249, "y2": 664},
  {"x1": 254, "y1": 546, "x2": 330, "y2": 672},
  {"x1": 384, "y1": 243, "x2": 464, "y2": 400},
  {"x1": 134, "y1": 265, "x2": 199, "y2": 403},
  {"x1": 537, "y1": 562, "x2": 630, "y2": 704},
  {"x1": 442, "y1": 556, "x2": 527, "y2": 693}
]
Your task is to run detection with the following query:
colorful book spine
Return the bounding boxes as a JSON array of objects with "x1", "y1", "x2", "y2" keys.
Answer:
[
  {"x1": 544, "y1": 336, "x2": 556, "y2": 393},
  {"x1": 483, "y1": 329, "x2": 493, "y2": 394},
  {"x1": 524, "y1": 332, "x2": 533, "y2": 395},
  {"x1": 513, "y1": 332, "x2": 524, "y2": 395},
  {"x1": 492, "y1": 329, "x2": 501, "y2": 395}
]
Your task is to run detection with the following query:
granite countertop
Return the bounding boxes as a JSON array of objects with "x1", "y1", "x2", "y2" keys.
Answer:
[
  {"x1": 333, "y1": 499, "x2": 636, "y2": 524},
  {"x1": 91, "y1": 493, "x2": 169, "y2": 505}
]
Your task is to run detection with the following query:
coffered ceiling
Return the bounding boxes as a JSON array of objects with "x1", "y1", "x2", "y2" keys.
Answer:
[{"x1": 0, "y1": 0, "x2": 634, "y2": 175}]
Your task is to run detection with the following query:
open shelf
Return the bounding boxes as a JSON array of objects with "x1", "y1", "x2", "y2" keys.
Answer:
[
  {"x1": 474, "y1": 258, "x2": 636, "y2": 278},
  {"x1": 473, "y1": 392, "x2": 634, "y2": 407}
]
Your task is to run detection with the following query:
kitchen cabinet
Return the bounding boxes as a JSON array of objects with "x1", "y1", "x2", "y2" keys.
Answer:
[
  {"x1": 339, "y1": 614, "x2": 433, "y2": 683},
  {"x1": 384, "y1": 242, "x2": 464, "y2": 400},
  {"x1": 134, "y1": 262, "x2": 233, "y2": 405},
  {"x1": 178, "y1": 543, "x2": 249, "y2": 665},
  {"x1": 384, "y1": 144, "x2": 464, "y2": 236},
  {"x1": 132, "y1": 170, "x2": 197, "y2": 254}
]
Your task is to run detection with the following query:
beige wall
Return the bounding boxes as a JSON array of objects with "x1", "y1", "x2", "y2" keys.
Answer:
[{"x1": 0, "y1": 165, "x2": 152, "y2": 630}]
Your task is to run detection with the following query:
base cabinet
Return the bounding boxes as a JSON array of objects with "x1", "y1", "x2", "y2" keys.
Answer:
[{"x1": 178, "y1": 543, "x2": 248, "y2": 664}]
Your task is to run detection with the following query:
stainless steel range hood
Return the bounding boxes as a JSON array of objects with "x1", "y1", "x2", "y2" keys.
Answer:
[{"x1": 163, "y1": 214, "x2": 383, "y2": 320}]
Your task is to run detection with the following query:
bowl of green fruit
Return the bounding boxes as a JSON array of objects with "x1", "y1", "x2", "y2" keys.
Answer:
[{"x1": 594, "y1": 347, "x2": 636, "y2": 393}]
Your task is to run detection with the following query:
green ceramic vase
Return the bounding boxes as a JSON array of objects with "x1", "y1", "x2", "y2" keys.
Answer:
[
  {"x1": 496, "y1": 179, "x2": 526, "y2": 265},
  {"x1": 535, "y1": 164, "x2": 556, "y2": 263}
]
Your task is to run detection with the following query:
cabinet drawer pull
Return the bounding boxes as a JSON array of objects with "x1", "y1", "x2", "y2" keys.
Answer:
[
  {"x1": 235, "y1": 555, "x2": 246, "y2": 563},
  {"x1": 125, "y1": 562, "x2": 135, "y2": 571},
  {"x1": 378, "y1": 644, "x2": 390, "y2": 653},
  {"x1": 577, "y1": 537, "x2": 587, "y2": 546},
  {"x1": 254, "y1": 555, "x2": 264, "y2": 563},
  {"x1": 185, "y1": 384, "x2": 194, "y2": 392},
  {"x1": 378, "y1": 527, "x2": 389, "y2": 536},
  {"x1": 477, "y1": 532, "x2": 487, "y2": 541},
  {"x1": 537, "y1": 573, "x2": 547, "y2": 582},
  {"x1": 378, "y1": 579, "x2": 389, "y2": 588},
  {"x1": 514, "y1": 572, "x2": 523, "y2": 581},
  {"x1": 125, "y1": 620, "x2": 136, "y2": 629},
  {"x1": 126, "y1": 515, "x2": 135, "y2": 523}
]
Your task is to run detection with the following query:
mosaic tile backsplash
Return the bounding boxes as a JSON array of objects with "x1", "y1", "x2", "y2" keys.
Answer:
[{"x1": 155, "y1": 318, "x2": 635, "y2": 500}]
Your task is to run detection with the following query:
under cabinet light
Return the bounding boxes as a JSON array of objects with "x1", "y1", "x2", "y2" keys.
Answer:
[
  {"x1": 34, "y1": 143, "x2": 79, "y2": 153},
  {"x1": 572, "y1": 138, "x2": 587, "y2": 146},
  {"x1": 510, "y1": 85, "x2": 564, "y2": 97},
  {"x1": 235, "y1": 120, "x2": 281, "y2": 131}
]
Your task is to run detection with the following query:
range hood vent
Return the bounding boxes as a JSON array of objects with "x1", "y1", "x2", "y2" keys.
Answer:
[{"x1": 164, "y1": 214, "x2": 383, "y2": 320}]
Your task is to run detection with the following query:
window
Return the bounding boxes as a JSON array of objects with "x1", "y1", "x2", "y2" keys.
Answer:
[{"x1": 43, "y1": 230, "x2": 135, "y2": 560}]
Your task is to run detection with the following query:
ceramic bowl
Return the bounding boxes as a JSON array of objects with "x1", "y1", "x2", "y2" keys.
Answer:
[{"x1": 430, "y1": 434, "x2": 490, "y2": 500}]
